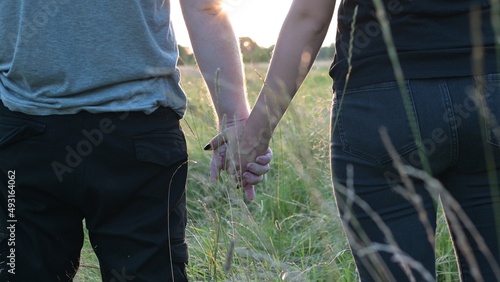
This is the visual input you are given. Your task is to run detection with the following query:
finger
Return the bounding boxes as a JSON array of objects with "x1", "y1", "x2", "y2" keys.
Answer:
[
  {"x1": 204, "y1": 134, "x2": 226, "y2": 151},
  {"x1": 244, "y1": 184, "x2": 255, "y2": 201},
  {"x1": 242, "y1": 171, "x2": 264, "y2": 186},
  {"x1": 227, "y1": 164, "x2": 237, "y2": 178},
  {"x1": 230, "y1": 170, "x2": 245, "y2": 188},
  {"x1": 217, "y1": 144, "x2": 227, "y2": 157},
  {"x1": 210, "y1": 151, "x2": 221, "y2": 181},
  {"x1": 255, "y1": 148, "x2": 273, "y2": 165},
  {"x1": 210, "y1": 145, "x2": 228, "y2": 181},
  {"x1": 245, "y1": 162, "x2": 270, "y2": 177}
]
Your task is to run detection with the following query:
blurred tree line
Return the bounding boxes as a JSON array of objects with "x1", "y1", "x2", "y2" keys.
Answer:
[{"x1": 177, "y1": 37, "x2": 335, "y2": 65}]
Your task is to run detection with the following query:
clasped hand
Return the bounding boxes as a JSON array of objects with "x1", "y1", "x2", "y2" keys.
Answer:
[{"x1": 205, "y1": 121, "x2": 272, "y2": 200}]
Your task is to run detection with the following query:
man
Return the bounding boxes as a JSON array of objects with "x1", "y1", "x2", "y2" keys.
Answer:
[{"x1": 0, "y1": 0, "x2": 269, "y2": 281}]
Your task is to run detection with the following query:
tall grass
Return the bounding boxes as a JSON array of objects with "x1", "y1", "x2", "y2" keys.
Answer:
[{"x1": 74, "y1": 61, "x2": 460, "y2": 281}]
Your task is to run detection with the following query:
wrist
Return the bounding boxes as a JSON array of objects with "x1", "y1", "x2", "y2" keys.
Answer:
[
  {"x1": 218, "y1": 112, "x2": 249, "y2": 129},
  {"x1": 241, "y1": 123, "x2": 272, "y2": 153}
]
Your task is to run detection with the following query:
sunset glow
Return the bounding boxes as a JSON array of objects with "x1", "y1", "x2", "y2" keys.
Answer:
[{"x1": 171, "y1": 0, "x2": 337, "y2": 48}]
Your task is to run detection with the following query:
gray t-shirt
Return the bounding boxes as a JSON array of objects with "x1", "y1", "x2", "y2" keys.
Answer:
[{"x1": 0, "y1": 0, "x2": 187, "y2": 116}]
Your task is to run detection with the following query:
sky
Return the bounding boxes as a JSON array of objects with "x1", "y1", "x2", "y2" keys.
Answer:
[{"x1": 170, "y1": 0, "x2": 337, "y2": 48}]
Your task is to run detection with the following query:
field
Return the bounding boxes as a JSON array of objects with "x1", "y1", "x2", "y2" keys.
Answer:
[{"x1": 74, "y1": 61, "x2": 459, "y2": 281}]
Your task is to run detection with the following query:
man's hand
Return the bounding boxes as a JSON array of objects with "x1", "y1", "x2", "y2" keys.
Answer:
[
  {"x1": 209, "y1": 144, "x2": 272, "y2": 200},
  {"x1": 205, "y1": 122, "x2": 272, "y2": 201}
]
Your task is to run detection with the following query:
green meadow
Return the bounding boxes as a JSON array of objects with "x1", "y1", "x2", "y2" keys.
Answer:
[{"x1": 74, "y1": 61, "x2": 460, "y2": 281}]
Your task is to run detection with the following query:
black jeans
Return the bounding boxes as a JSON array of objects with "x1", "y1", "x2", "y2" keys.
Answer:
[
  {"x1": 0, "y1": 104, "x2": 189, "y2": 281},
  {"x1": 332, "y1": 75, "x2": 500, "y2": 281}
]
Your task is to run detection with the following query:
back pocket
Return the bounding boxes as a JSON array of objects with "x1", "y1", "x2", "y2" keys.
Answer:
[
  {"x1": 333, "y1": 81, "x2": 419, "y2": 165},
  {"x1": 0, "y1": 117, "x2": 46, "y2": 148},
  {"x1": 133, "y1": 131, "x2": 188, "y2": 167}
]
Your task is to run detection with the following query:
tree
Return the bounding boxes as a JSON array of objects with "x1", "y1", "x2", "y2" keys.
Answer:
[
  {"x1": 239, "y1": 37, "x2": 272, "y2": 63},
  {"x1": 317, "y1": 43, "x2": 335, "y2": 61},
  {"x1": 177, "y1": 45, "x2": 195, "y2": 65}
]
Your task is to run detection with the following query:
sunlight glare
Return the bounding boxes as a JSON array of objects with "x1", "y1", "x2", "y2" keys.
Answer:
[{"x1": 171, "y1": 0, "x2": 336, "y2": 48}]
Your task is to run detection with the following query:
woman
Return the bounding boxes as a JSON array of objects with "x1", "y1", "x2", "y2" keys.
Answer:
[{"x1": 211, "y1": 0, "x2": 500, "y2": 280}]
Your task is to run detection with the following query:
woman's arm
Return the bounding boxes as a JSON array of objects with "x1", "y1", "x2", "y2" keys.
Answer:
[{"x1": 239, "y1": 0, "x2": 337, "y2": 163}]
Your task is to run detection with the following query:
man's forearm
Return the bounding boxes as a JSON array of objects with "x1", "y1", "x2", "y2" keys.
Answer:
[{"x1": 181, "y1": 0, "x2": 249, "y2": 127}]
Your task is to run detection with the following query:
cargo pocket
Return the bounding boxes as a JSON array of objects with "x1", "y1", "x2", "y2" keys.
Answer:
[
  {"x1": 0, "y1": 117, "x2": 46, "y2": 148},
  {"x1": 170, "y1": 238, "x2": 189, "y2": 264},
  {"x1": 133, "y1": 131, "x2": 188, "y2": 167}
]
